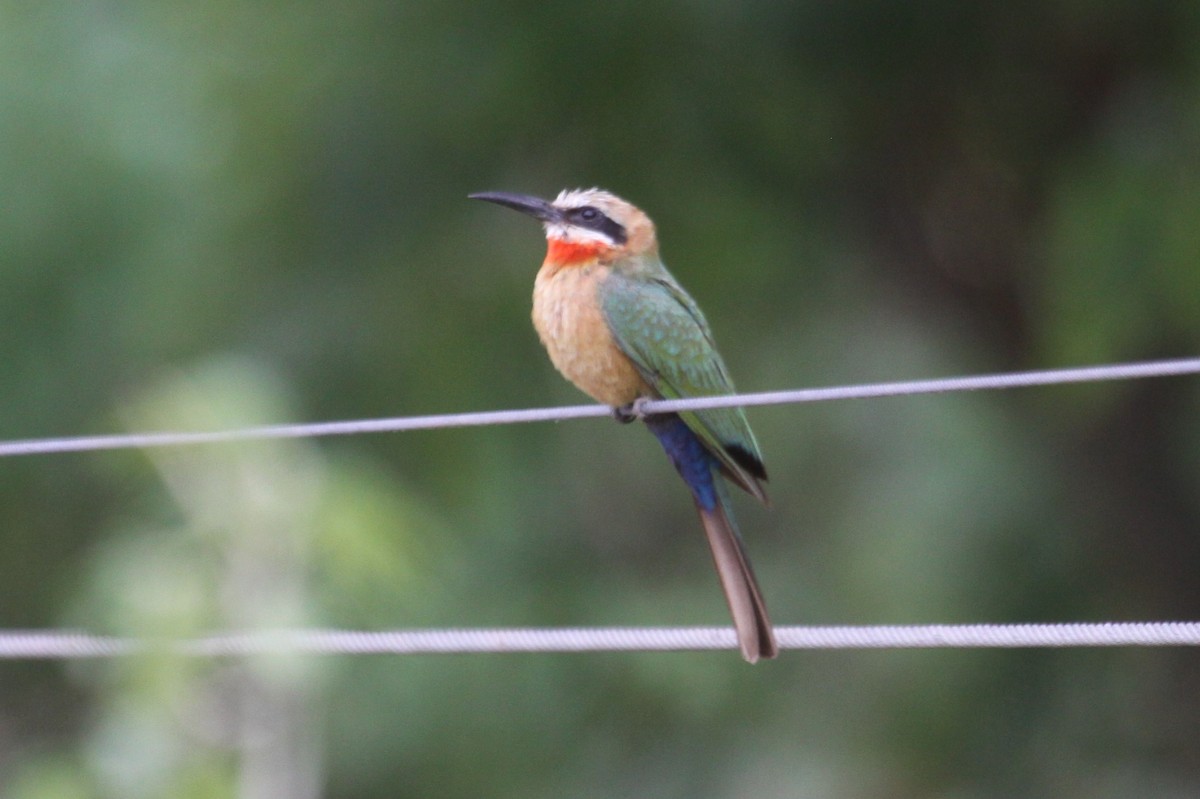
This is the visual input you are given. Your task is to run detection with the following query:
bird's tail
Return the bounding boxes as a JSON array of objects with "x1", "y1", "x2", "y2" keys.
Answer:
[
  {"x1": 698, "y1": 481, "x2": 778, "y2": 663},
  {"x1": 644, "y1": 413, "x2": 777, "y2": 663}
]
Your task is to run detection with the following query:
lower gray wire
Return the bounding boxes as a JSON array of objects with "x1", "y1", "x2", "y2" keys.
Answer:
[{"x1": 4, "y1": 623, "x2": 1200, "y2": 659}]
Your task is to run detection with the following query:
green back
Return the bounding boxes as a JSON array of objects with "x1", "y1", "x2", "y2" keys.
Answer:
[{"x1": 599, "y1": 261, "x2": 767, "y2": 501}]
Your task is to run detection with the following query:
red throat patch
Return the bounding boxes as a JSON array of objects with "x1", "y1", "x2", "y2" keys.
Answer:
[{"x1": 544, "y1": 237, "x2": 607, "y2": 267}]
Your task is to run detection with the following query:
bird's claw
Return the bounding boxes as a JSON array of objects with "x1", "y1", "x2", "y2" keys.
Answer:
[{"x1": 612, "y1": 397, "x2": 653, "y2": 424}]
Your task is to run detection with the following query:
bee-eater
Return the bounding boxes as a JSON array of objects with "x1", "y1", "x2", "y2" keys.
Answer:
[{"x1": 470, "y1": 188, "x2": 777, "y2": 663}]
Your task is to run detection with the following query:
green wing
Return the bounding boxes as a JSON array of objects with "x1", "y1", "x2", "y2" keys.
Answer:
[{"x1": 600, "y1": 270, "x2": 768, "y2": 502}]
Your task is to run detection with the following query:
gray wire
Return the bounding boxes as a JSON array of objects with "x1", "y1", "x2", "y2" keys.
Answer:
[
  {"x1": 4, "y1": 357, "x2": 1199, "y2": 660},
  {"x1": 3, "y1": 357, "x2": 1199, "y2": 457},
  {"x1": 4, "y1": 623, "x2": 1200, "y2": 659}
]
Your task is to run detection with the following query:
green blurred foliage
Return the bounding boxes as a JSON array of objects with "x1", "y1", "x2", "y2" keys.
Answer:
[{"x1": 2, "y1": 2, "x2": 1200, "y2": 797}]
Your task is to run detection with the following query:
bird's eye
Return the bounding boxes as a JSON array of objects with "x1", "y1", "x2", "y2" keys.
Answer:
[{"x1": 563, "y1": 204, "x2": 627, "y2": 244}]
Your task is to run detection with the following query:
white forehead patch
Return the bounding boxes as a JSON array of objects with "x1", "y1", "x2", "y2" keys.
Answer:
[{"x1": 553, "y1": 187, "x2": 615, "y2": 208}]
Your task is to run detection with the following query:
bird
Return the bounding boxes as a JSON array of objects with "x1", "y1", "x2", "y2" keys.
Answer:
[{"x1": 469, "y1": 187, "x2": 777, "y2": 663}]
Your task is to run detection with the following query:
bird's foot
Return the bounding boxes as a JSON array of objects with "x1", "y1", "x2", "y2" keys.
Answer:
[{"x1": 612, "y1": 397, "x2": 653, "y2": 424}]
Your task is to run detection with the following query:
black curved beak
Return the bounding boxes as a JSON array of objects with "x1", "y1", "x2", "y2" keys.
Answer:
[{"x1": 468, "y1": 191, "x2": 562, "y2": 224}]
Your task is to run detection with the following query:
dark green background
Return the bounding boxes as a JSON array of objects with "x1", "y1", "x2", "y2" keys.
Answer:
[{"x1": 3, "y1": 3, "x2": 1199, "y2": 797}]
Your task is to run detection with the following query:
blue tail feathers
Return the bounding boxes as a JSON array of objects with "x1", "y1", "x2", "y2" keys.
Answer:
[{"x1": 644, "y1": 414, "x2": 720, "y2": 511}]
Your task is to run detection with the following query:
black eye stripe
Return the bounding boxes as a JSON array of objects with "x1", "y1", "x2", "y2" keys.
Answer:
[{"x1": 566, "y1": 206, "x2": 628, "y2": 245}]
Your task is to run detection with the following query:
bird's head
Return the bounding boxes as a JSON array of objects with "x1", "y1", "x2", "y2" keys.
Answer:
[{"x1": 470, "y1": 188, "x2": 658, "y2": 267}]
